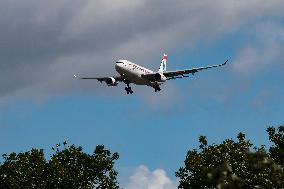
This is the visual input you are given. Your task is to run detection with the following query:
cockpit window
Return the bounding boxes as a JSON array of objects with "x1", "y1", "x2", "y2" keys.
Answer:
[{"x1": 116, "y1": 61, "x2": 124, "y2": 64}]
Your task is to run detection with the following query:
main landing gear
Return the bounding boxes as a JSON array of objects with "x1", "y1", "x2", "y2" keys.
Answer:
[
  {"x1": 125, "y1": 83, "x2": 133, "y2": 94},
  {"x1": 154, "y1": 85, "x2": 161, "y2": 92}
]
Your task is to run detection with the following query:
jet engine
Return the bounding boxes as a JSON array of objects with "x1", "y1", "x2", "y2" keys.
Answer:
[
  {"x1": 154, "y1": 73, "x2": 166, "y2": 82},
  {"x1": 105, "y1": 77, "x2": 118, "y2": 86}
]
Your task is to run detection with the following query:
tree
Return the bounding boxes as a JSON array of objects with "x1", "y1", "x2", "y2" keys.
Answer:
[
  {"x1": 176, "y1": 127, "x2": 284, "y2": 189},
  {"x1": 0, "y1": 149, "x2": 47, "y2": 188},
  {"x1": 267, "y1": 125, "x2": 284, "y2": 167},
  {"x1": 0, "y1": 143, "x2": 120, "y2": 189}
]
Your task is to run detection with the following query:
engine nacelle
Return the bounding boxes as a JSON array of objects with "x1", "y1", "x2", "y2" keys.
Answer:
[
  {"x1": 154, "y1": 73, "x2": 166, "y2": 82},
  {"x1": 105, "y1": 77, "x2": 118, "y2": 86}
]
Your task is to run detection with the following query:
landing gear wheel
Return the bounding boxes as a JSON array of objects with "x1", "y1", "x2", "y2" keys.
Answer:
[
  {"x1": 154, "y1": 85, "x2": 161, "y2": 92},
  {"x1": 125, "y1": 86, "x2": 133, "y2": 94}
]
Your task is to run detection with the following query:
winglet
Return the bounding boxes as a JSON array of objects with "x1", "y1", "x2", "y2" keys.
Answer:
[{"x1": 222, "y1": 59, "x2": 229, "y2": 66}]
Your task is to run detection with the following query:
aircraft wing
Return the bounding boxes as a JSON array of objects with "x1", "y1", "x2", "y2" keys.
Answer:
[
  {"x1": 73, "y1": 75, "x2": 123, "y2": 82},
  {"x1": 163, "y1": 60, "x2": 228, "y2": 78},
  {"x1": 142, "y1": 60, "x2": 228, "y2": 81}
]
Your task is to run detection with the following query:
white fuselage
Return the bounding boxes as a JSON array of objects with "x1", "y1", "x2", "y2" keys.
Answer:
[{"x1": 115, "y1": 60, "x2": 162, "y2": 86}]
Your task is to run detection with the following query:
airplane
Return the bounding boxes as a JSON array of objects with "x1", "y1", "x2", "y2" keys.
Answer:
[{"x1": 74, "y1": 54, "x2": 228, "y2": 94}]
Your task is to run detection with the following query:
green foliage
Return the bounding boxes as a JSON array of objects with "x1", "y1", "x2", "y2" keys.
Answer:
[
  {"x1": 176, "y1": 127, "x2": 284, "y2": 189},
  {"x1": 0, "y1": 149, "x2": 46, "y2": 188},
  {"x1": 0, "y1": 143, "x2": 120, "y2": 189},
  {"x1": 267, "y1": 125, "x2": 284, "y2": 167}
]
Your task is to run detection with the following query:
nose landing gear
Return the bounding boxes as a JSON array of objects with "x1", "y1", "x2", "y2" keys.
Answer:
[
  {"x1": 125, "y1": 86, "x2": 133, "y2": 94},
  {"x1": 124, "y1": 82, "x2": 133, "y2": 94}
]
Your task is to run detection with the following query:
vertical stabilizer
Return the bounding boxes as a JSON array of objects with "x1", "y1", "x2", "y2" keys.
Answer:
[{"x1": 159, "y1": 53, "x2": 167, "y2": 73}]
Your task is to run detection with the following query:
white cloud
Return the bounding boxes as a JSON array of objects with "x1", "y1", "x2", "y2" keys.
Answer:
[
  {"x1": 124, "y1": 165, "x2": 178, "y2": 189},
  {"x1": 233, "y1": 21, "x2": 284, "y2": 76}
]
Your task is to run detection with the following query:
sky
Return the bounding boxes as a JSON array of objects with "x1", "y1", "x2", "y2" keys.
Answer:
[{"x1": 0, "y1": 0, "x2": 284, "y2": 188}]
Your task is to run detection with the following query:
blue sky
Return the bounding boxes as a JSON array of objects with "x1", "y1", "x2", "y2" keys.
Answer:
[{"x1": 0, "y1": 1, "x2": 284, "y2": 188}]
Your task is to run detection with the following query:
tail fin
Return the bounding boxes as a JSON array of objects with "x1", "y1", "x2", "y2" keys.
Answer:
[{"x1": 158, "y1": 53, "x2": 167, "y2": 73}]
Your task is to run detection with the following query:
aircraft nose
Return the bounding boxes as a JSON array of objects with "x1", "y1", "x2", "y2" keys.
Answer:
[
  {"x1": 115, "y1": 61, "x2": 123, "y2": 71},
  {"x1": 115, "y1": 61, "x2": 123, "y2": 68}
]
